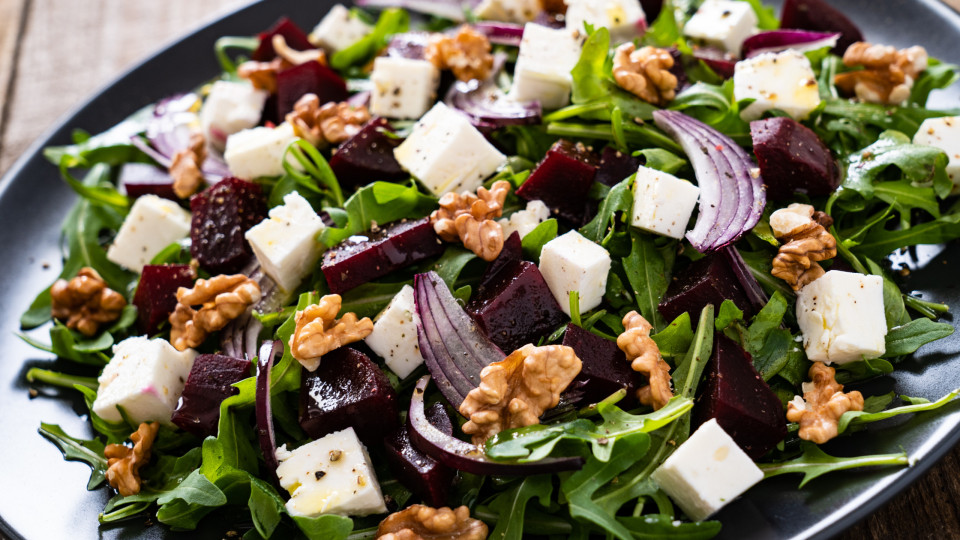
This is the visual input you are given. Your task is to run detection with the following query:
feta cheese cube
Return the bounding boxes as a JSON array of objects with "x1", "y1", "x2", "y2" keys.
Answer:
[
  {"x1": 475, "y1": 0, "x2": 541, "y2": 23},
  {"x1": 539, "y1": 231, "x2": 612, "y2": 316},
  {"x1": 200, "y1": 80, "x2": 269, "y2": 151},
  {"x1": 734, "y1": 50, "x2": 822, "y2": 122},
  {"x1": 369, "y1": 57, "x2": 440, "y2": 120},
  {"x1": 394, "y1": 102, "x2": 507, "y2": 195},
  {"x1": 224, "y1": 122, "x2": 299, "y2": 180},
  {"x1": 309, "y1": 4, "x2": 373, "y2": 53},
  {"x1": 913, "y1": 116, "x2": 960, "y2": 194},
  {"x1": 276, "y1": 427, "x2": 387, "y2": 517},
  {"x1": 500, "y1": 200, "x2": 551, "y2": 239},
  {"x1": 510, "y1": 23, "x2": 584, "y2": 110},
  {"x1": 565, "y1": 0, "x2": 646, "y2": 42},
  {"x1": 651, "y1": 418, "x2": 764, "y2": 522},
  {"x1": 683, "y1": 0, "x2": 758, "y2": 57},
  {"x1": 106, "y1": 194, "x2": 192, "y2": 273},
  {"x1": 631, "y1": 165, "x2": 700, "y2": 239},
  {"x1": 365, "y1": 285, "x2": 424, "y2": 379},
  {"x1": 245, "y1": 192, "x2": 326, "y2": 293},
  {"x1": 92, "y1": 336, "x2": 197, "y2": 424},
  {"x1": 796, "y1": 270, "x2": 887, "y2": 364}
]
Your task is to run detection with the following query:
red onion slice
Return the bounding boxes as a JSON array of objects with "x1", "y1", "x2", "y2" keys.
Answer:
[
  {"x1": 256, "y1": 339, "x2": 283, "y2": 481},
  {"x1": 474, "y1": 21, "x2": 524, "y2": 46},
  {"x1": 354, "y1": 0, "x2": 477, "y2": 21},
  {"x1": 743, "y1": 30, "x2": 841, "y2": 59}
]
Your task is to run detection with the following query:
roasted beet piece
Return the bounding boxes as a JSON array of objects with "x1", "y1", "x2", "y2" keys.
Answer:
[
  {"x1": 751, "y1": 117, "x2": 840, "y2": 200},
  {"x1": 329, "y1": 118, "x2": 407, "y2": 192},
  {"x1": 693, "y1": 334, "x2": 787, "y2": 459},
  {"x1": 477, "y1": 231, "x2": 522, "y2": 288},
  {"x1": 171, "y1": 354, "x2": 252, "y2": 437},
  {"x1": 190, "y1": 177, "x2": 267, "y2": 274},
  {"x1": 659, "y1": 249, "x2": 764, "y2": 322},
  {"x1": 322, "y1": 218, "x2": 445, "y2": 294},
  {"x1": 640, "y1": 0, "x2": 662, "y2": 22},
  {"x1": 300, "y1": 347, "x2": 399, "y2": 444},
  {"x1": 120, "y1": 163, "x2": 176, "y2": 201},
  {"x1": 252, "y1": 17, "x2": 314, "y2": 61},
  {"x1": 133, "y1": 264, "x2": 194, "y2": 333},
  {"x1": 516, "y1": 140, "x2": 599, "y2": 224},
  {"x1": 276, "y1": 61, "x2": 349, "y2": 118},
  {"x1": 562, "y1": 324, "x2": 642, "y2": 407},
  {"x1": 596, "y1": 146, "x2": 642, "y2": 188},
  {"x1": 780, "y1": 0, "x2": 863, "y2": 54},
  {"x1": 384, "y1": 402, "x2": 454, "y2": 507},
  {"x1": 691, "y1": 47, "x2": 738, "y2": 79}
]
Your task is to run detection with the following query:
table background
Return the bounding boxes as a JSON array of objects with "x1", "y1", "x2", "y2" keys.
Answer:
[{"x1": 1, "y1": 0, "x2": 959, "y2": 538}]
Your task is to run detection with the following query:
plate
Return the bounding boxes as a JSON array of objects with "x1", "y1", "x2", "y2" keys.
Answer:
[{"x1": 2, "y1": 0, "x2": 959, "y2": 538}]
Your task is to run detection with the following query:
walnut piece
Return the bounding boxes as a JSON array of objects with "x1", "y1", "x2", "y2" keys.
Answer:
[
  {"x1": 426, "y1": 25, "x2": 495, "y2": 82},
  {"x1": 170, "y1": 131, "x2": 207, "y2": 199},
  {"x1": 289, "y1": 294, "x2": 374, "y2": 371},
  {"x1": 104, "y1": 422, "x2": 159, "y2": 496},
  {"x1": 430, "y1": 180, "x2": 510, "y2": 261},
  {"x1": 459, "y1": 344, "x2": 582, "y2": 445},
  {"x1": 237, "y1": 34, "x2": 327, "y2": 93},
  {"x1": 834, "y1": 41, "x2": 928, "y2": 105},
  {"x1": 377, "y1": 504, "x2": 488, "y2": 540},
  {"x1": 612, "y1": 43, "x2": 678, "y2": 107},
  {"x1": 770, "y1": 203, "x2": 837, "y2": 291},
  {"x1": 50, "y1": 267, "x2": 127, "y2": 337},
  {"x1": 786, "y1": 362, "x2": 864, "y2": 444},
  {"x1": 617, "y1": 311, "x2": 673, "y2": 410},
  {"x1": 168, "y1": 274, "x2": 261, "y2": 351},
  {"x1": 286, "y1": 94, "x2": 372, "y2": 147}
]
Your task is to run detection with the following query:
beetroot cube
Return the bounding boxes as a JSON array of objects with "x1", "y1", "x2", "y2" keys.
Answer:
[
  {"x1": 120, "y1": 163, "x2": 176, "y2": 201},
  {"x1": 171, "y1": 354, "x2": 252, "y2": 437},
  {"x1": 596, "y1": 146, "x2": 642, "y2": 188},
  {"x1": 322, "y1": 218, "x2": 445, "y2": 294},
  {"x1": 659, "y1": 249, "x2": 760, "y2": 323},
  {"x1": 516, "y1": 140, "x2": 599, "y2": 223},
  {"x1": 751, "y1": 117, "x2": 840, "y2": 200},
  {"x1": 276, "y1": 61, "x2": 349, "y2": 118},
  {"x1": 692, "y1": 47, "x2": 737, "y2": 79},
  {"x1": 252, "y1": 17, "x2": 314, "y2": 62},
  {"x1": 329, "y1": 118, "x2": 407, "y2": 192},
  {"x1": 384, "y1": 402, "x2": 454, "y2": 507},
  {"x1": 133, "y1": 264, "x2": 194, "y2": 333},
  {"x1": 190, "y1": 177, "x2": 267, "y2": 274},
  {"x1": 477, "y1": 231, "x2": 522, "y2": 288},
  {"x1": 300, "y1": 347, "x2": 399, "y2": 444},
  {"x1": 693, "y1": 334, "x2": 787, "y2": 459},
  {"x1": 562, "y1": 324, "x2": 642, "y2": 407},
  {"x1": 780, "y1": 0, "x2": 863, "y2": 54}
]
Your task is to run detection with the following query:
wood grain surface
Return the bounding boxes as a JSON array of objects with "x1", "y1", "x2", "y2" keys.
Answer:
[{"x1": 1, "y1": 1, "x2": 959, "y2": 539}]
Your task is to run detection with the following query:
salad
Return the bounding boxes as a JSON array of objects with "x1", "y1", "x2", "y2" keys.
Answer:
[{"x1": 17, "y1": 0, "x2": 960, "y2": 538}]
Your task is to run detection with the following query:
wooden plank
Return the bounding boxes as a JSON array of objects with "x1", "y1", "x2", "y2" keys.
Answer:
[
  {"x1": 0, "y1": 0, "x2": 28, "y2": 148},
  {"x1": 945, "y1": 0, "x2": 960, "y2": 11}
]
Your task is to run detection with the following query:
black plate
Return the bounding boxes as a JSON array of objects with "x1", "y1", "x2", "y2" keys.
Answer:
[{"x1": 2, "y1": 0, "x2": 960, "y2": 538}]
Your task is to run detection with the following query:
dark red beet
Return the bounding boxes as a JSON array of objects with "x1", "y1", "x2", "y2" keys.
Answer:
[
  {"x1": 780, "y1": 0, "x2": 864, "y2": 54},
  {"x1": 659, "y1": 250, "x2": 760, "y2": 322},
  {"x1": 190, "y1": 177, "x2": 267, "y2": 274},
  {"x1": 321, "y1": 218, "x2": 445, "y2": 294},
  {"x1": 692, "y1": 47, "x2": 738, "y2": 79},
  {"x1": 300, "y1": 347, "x2": 399, "y2": 444},
  {"x1": 751, "y1": 117, "x2": 840, "y2": 200},
  {"x1": 171, "y1": 354, "x2": 252, "y2": 437},
  {"x1": 596, "y1": 146, "x2": 642, "y2": 188},
  {"x1": 562, "y1": 324, "x2": 642, "y2": 407},
  {"x1": 133, "y1": 264, "x2": 194, "y2": 333},
  {"x1": 693, "y1": 334, "x2": 787, "y2": 459},
  {"x1": 478, "y1": 231, "x2": 522, "y2": 288},
  {"x1": 329, "y1": 118, "x2": 407, "y2": 192},
  {"x1": 276, "y1": 61, "x2": 349, "y2": 118},
  {"x1": 384, "y1": 402, "x2": 454, "y2": 507},
  {"x1": 516, "y1": 140, "x2": 599, "y2": 224},
  {"x1": 252, "y1": 17, "x2": 314, "y2": 61},
  {"x1": 640, "y1": 0, "x2": 662, "y2": 22},
  {"x1": 120, "y1": 163, "x2": 176, "y2": 201}
]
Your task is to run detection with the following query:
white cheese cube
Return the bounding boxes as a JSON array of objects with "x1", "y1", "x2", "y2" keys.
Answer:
[
  {"x1": 309, "y1": 4, "x2": 373, "y2": 53},
  {"x1": 224, "y1": 122, "x2": 299, "y2": 180},
  {"x1": 652, "y1": 418, "x2": 764, "y2": 522},
  {"x1": 565, "y1": 0, "x2": 646, "y2": 42},
  {"x1": 276, "y1": 427, "x2": 387, "y2": 517},
  {"x1": 734, "y1": 50, "x2": 821, "y2": 122},
  {"x1": 796, "y1": 270, "x2": 887, "y2": 364},
  {"x1": 539, "y1": 231, "x2": 611, "y2": 316},
  {"x1": 475, "y1": 0, "x2": 541, "y2": 23},
  {"x1": 394, "y1": 102, "x2": 507, "y2": 195},
  {"x1": 913, "y1": 116, "x2": 960, "y2": 194},
  {"x1": 631, "y1": 165, "x2": 700, "y2": 239},
  {"x1": 245, "y1": 192, "x2": 326, "y2": 293},
  {"x1": 369, "y1": 57, "x2": 440, "y2": 120},
  {"x1": 499, "y1": 200, "x2": 551, "y2": 239},
  {"x1": 510, "y1": 23, "x2": 584, "y2": 110},
  {"x1": 683, "y1": 0, "x2": 758, "y2": 57},
  {"x1": 92, "y1": 336, "x2": 197, "y2": 425},
  {"x1": 365, "y1": 285, "x2": 424, "y2": 379},
  {"x1": 106, "y1": 194, "x2": 192, "y2": 273},
  {"x1": 200, "y1": 80, "x2": 269, "y2": 151}
]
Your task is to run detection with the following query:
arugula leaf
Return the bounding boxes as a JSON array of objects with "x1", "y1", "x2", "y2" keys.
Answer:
[
  {"x1": 635, "y1": 148, "x2": 687, "y2": 175},
  {"x1": 572, "y1": 27, "x2": 611, "y2": 105},
  {"x1": 864, "y1": 258, "x2": 911, "y2": 330},
  {"x1": 841, "y1": 130, "x2": 949, "y2": 200},
  {"x1": 320, "y1": 182, "x2": 436, "y2": 246},
  {"x1": 883, "y1": 317, "x2": 955, "y2": 358},
  {"x1": 430, "y1": 246, "x2": 477, "y2": 287},
  {"x1": 340, "y1": 281, "x2": 409, "y2": 319},
  {"x1": 330, "y1": 8, "x2": 408, "y2": 70},
  {"x1": 618, "y1": 514, "x2": 722, "y2": 539},
  {"x1": 834, "y1": 358, "x2": 894, "y2": 385},
  {"x1": 652, "y1": 313, "x2": 694, "y2": 358},
  {"x1": 248, "y1": 477, "x2": 286, "y2": 539},
  {"x1": 759, "y1": 442, "x2": 908, "y2": 488},
  {"x1": 25, "y1": 368, "x2": 98, "y2": 391},
  {"x1": 292, "y1": 515, "x2": 354, "y2": 540},
  {"x1": 487, "y1": 475, "x2": 553, "y2": 540},
  {"x1": 874, "y1": 180, "x2": 940, "y2": 229},
  {"x1": 853, "y1": 216, "x2": 960, "y2": 261},
  {"x1": 643, "y1": 0, "x2": 684, "y2": 48},
  {"x1": 74, "y1": 385, "x2": 134, "y2": 444},
  {"x1": 670, "y1": 81, "x2": 750, "y2": 141},
  {"x1": 581, "y1": 176, "x2": 633, "y2": 244},
  {"x1": 910, "y1": 58, "x2": 960, "y2": 107},
  {"x1": 838, "y1": 388, "x2": 960, "y2": 434},
  {"x1": 521, "y1": 218, "x2": 558, "y2": 262},
  {"x1": 43, "y1": 104, "x2": 153, "y2": 166},
  {"x1": 39, "y1": 423, "x2": 108, "y2": 490},
  {"x1": 714, "y1": 300, "x2": 744, "y2": 332},
  {"x1": 156, "y1": 469, "x2": 227, "y2": 507},
  {"x1": 622, "y1": 230, "x2": 674, "y2": 332},
  {"x1": 739, "y1": 0, "x2": 779, "y2": 30}
]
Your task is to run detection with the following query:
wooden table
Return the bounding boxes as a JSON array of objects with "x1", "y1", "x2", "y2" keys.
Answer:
[{"x1": 1, "y1": 1, "x2": 959, "y2": 539}]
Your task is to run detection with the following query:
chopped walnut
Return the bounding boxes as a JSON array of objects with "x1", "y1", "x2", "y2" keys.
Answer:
[
  {"x1": 272, "y1": 34, "x2": 325, "y2": 66},
  {"x1": 459, "y1": 344, "x2": 582, "y2": 445},
  {"x1": 612, "y1": 43, "x2": 678, "y2": 107},
  {"x1": 104, "y1": 422, "x2": 160, "y2": 496},
  {"x1": 770, "y1": 203, "x2": 837, "y2": 291},
  {"x1": 50, "y1": 267, "x2": 127, "y2": 337},
  {"x1": 286, "y1": 94, "x2": 371, "y2": 147},
  {"x1": 786, "y1": 362, "x2": 864, "y2": 444},
  {"x1": 426, "y1": 25, "x2": 495, "y2": 82},
  {"x1": 168, "y1": 274, "x2": 261, "y2": 351},
  {"x1": 170, "y1": 131, "x2": 207, "y2": 199},
  {"x1": 834, "y1": 41, "x2": 928, "y2": 105},
  {"x1": 237, "y1": 35, "x2": 327, "y2": 93},
  {"x1": 377, "y1": 505, "x2": 488, "y2": 540},
  {"x1": 430, "y1": 180, "x2": 511, "y2": 261},
  {"x1": 617, "y1": 311, "x2": 673, "y2": 410},
  {"x1": 289, "y1": 294, "x2": 374, "y2": 371}
]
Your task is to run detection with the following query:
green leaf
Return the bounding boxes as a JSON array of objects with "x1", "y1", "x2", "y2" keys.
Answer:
[
  {"x1": 339, "y1": 281, "x2": 410, "y2": 319},
  {"x1": 580, "y1": 176, "x2": 633, "y2": 244},
  {"x1": 651, "y1": 312, "x2": 694, "y2": 358},
  {"x1": 618, "y1": 514, "x2": 722, "y2": 539},
  {"x1": 39, "y1": 423, "x2": 108, "y2": 490},
  {"x1": 739, "y1": 0, "x2": 779, "y2": 30},
  {"x1": 430, "y1": 246, "x2": 477, "y2": 287},
  {"x1": 74, "y1": 385, "x2": 134, "y2": 444},
  {"x1": 43, "y1": 103, "x2": 154, "y2": 166},
  {"x1": 487, "y1": 475, "x2": 553, "y2": 540},
  {"x1": 25, "y1": 368, "x2": 98, "y2": 390},
  {"x1": 292, "y1": 515, "x2": 354, "y2": 540},
  {"x1": 156, "y1": 469, "x2": 227, "y2": 507},
  {"x1": 864, "y1": 258, "x2": 911, "y2": 330},
  {"x1": 521, "y1": 218, "x2": 558, "y2": 262},
  {"x1": 714, "y1": 300, "x2": 744, "y2": 332},
  {"x1": 248, "y1": 477, "x2": 286, "y2": 539},
  {"x1": 759, "y1": 443, "x2": 908, "y2": 488},
  {"x1": 883, "y1": 318, "x2": 955, "y2": 358},
  {"x1": 643, "y1": 0, "x2": 684, "y2": 48},
  {"x1": 842, "y1": 130, "x2": 949, "y2": 200},
  {"x1": 572, "y1": 27, "x2": 612, "y2": 105},
  {"x1": 635, "y1": 148, "x2": 686, "y2": 175},
  {"x1": 330, "y1": 8, "x2": 409, "y2": 70},
  {"x1": 853, "y1": 216, "x2": 960, "y2": 261},
  {"x1": 873, "y1": 180, "x2": 940, "y2": 228},
  {"x1": 622, "y1": 230, "x2": 672, "y2": 332},
  {"x1": 834, "y1": 357, "x2": 895, "y2": 385},
  {"x1": 320, "y1": 182, "x2": 436, "y2": 247},
  {"x1": 839, "y1": 387, "x2": 960, "y2": 434},
  {"x1": 672, "y1": 305, "x2": 716, "y2": 401},
  {"x1": 910, "y1": 58, "x2": 959, "y2": 107}
]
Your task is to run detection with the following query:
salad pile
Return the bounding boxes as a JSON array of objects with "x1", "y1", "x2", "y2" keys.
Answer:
[{"x1": 18, "y1": 0, "x2": 960, "y2": 537}]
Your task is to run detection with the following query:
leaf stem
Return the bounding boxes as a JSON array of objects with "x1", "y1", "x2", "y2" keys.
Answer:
[{"x1": 26, "y1": 368, "x2": 98, "y2": 390}]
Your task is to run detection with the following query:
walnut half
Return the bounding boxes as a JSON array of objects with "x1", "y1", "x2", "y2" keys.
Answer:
[
  {"x1": 376, "y1": 504, "x2": 488, "y2": 540},
  {"x1": 835, "y1": 41, "x2": 928, "y2": 105},
  {"x1": 425, "y1": 25, "x2": 495, "y2": 82},
  {"x1": 770, "y1": 203, "x2": 837, "y2": 291},
  {"x1": 786, "y1": 362, "x2": 864, "y2": 444},
  {"x1": 286, "y1": 94, "x2": 371, "y2": 147},
  {"x1": 289, "y1": 294, "x2": 374, "y2": 371},
  {"x1": 430, "y1": 180, "x2": 511, "y2": 261},
  {"x1": 170, "y1": 131, "x2": 207, "y2": 199},
  {"x1": 612, "y1": 43, "x2": 678, "y2": 107},
  {"x1": 105, "y1": 422, "x2": 159, "y2": 496},
  {"x1": 617, "y1": 311, "x2": 673, "y2": 410},
  {"x1": 168, "y1": 274, "x2": 261, "y2": 351},
  {"x1": 50, "y1": 267, "x2": 127, "y2": 337}
]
